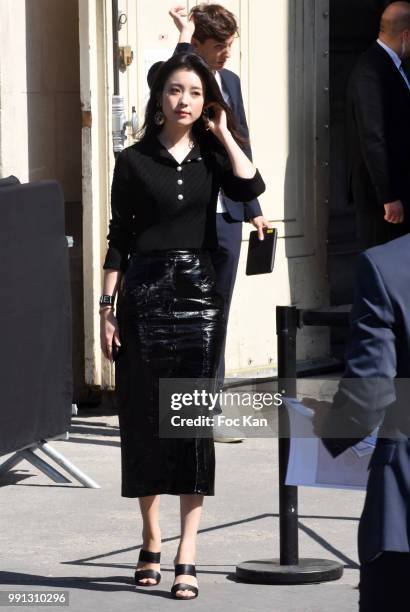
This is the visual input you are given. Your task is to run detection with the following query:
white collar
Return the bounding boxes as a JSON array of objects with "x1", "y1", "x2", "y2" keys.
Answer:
[{"x1": 377, "y1": 38, "x2": 402, "y2": 69}]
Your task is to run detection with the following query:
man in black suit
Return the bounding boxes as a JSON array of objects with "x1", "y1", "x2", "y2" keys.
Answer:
[
  {"x1": 169, "y1": 4, "x2": 271, "y2": 442},
  {"x1": 346, "y1": 1, "x2": 410, "y2": 249},
  {"x1": 308, "y1": 233, "x2": 410, "y2": 610}
]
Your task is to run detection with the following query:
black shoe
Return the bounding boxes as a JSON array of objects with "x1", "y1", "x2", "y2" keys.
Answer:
[
  {"x1": 134, "y1": 549, "x2": 161, "y2": 587},
  {"x1": 171, "y1": 564, "x2": 198, "y2": 599}
]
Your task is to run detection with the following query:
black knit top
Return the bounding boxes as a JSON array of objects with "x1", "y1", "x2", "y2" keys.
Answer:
[{"x1": 103, "y1": 137, "x2": 265, "y2": 271}]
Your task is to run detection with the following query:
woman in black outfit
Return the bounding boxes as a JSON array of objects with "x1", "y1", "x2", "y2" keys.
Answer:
[{"x1": 100, "y1": 53, "x2": 265, "y2": 600}]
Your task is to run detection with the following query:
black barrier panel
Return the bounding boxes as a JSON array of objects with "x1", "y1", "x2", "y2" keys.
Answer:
[{"x1": 0, "y1": 180, "x2": 72, "y2": 456}]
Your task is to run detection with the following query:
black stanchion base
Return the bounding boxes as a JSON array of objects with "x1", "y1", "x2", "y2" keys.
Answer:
[{"x1": 236, "y1": 558, "x2": 344, "y2": 584}]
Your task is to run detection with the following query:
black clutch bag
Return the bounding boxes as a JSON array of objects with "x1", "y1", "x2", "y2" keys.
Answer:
[{"x1": 246, "y1": 228, "x2": 277, "y2": 275}]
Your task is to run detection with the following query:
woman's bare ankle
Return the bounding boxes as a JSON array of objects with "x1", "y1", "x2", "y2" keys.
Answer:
[
  {"x1": 141, "y1": 530, "x2": 161, "y2": 553},
  {"x1": 174, "y1": 544, "x2": 196, "y2": 565}
]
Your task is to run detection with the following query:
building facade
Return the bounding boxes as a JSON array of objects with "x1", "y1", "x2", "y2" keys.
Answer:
[{"x1": 0, "y1": 0, "x2": 332, "y2": 398}]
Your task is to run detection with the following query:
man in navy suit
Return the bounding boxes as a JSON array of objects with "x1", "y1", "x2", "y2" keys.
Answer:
[
  {"x1": 309, "y1": 233, "x2": 410, "y2": 610},
  {"x1": 169, "y1": 4, "x2": 271, "y2": 441}
]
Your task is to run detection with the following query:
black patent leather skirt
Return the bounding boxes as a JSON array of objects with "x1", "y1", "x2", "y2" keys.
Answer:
[{"x1": 115, "y1": 249, "x2": 225, "y2": 497}]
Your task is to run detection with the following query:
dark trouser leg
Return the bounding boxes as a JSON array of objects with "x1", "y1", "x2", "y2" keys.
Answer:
[
  {"x1": 359, "y1": 552, "x2": 410, "y2": 612},
  {"x1": 210, "y1": 213, "x2": 242, "y2": 393}
]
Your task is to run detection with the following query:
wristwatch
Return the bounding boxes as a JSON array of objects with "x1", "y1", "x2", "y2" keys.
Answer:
[{"x1": 99, "y1": 294, "x2": 115, "y2": 307}]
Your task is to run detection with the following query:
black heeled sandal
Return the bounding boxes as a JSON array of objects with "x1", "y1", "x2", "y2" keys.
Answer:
[
  {"x1": 171, "y1": 564, "x2": 199, "y2": 599},
  {"x1": 134, "y1": 549, "x2": 161, "y2": 587}
]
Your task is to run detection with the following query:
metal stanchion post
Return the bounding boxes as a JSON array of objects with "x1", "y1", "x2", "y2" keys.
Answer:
[
  {"x1": 277, "y1": 306, "x2": 299, "y2": 565},
  {"x1": 236, "y1": 306, "x2": 343, "y2": 584}
]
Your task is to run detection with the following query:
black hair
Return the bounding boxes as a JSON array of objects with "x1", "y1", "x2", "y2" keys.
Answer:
[
  {"x1": 138, "y1": 53, "x2": 246, "y2": 147},
  {"x1": 147, "y1": 61, "x2": 164, "y2": 89}
]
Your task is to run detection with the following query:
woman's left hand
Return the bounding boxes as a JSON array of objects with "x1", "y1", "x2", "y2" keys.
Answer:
[{"x1": 204, "y1": 103, "x2": 228, "y2": 140}]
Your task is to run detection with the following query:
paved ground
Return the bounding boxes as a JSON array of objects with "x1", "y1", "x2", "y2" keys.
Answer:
[{"x1": 0, "y1": 400, "x2": 365, "y2": 611}]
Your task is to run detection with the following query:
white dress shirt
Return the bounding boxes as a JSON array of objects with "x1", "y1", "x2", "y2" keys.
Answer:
[
  {"x1": 377, "y1": 39, "x2": 410, "y2": 90},
  {"x1": 214, "y1": 71, "x2": 231, "y2": 213}
]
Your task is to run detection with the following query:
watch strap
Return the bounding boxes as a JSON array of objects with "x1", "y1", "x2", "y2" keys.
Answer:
[{"x1": 99, "y1": 294, "x2": 115, "y2": 306}]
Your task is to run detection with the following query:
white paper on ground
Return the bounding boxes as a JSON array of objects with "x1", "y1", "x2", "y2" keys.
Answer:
[{"x1": 283, "y1": 398, "x2": 377, "y2": 491}]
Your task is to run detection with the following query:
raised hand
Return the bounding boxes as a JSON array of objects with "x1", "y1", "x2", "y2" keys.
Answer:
[
  {"x1": 169, "y1": 5, "x2": 195, "y2": 38},
  {"x1": 204, "y1": 103, "x2": 228, "y2": 140}
]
